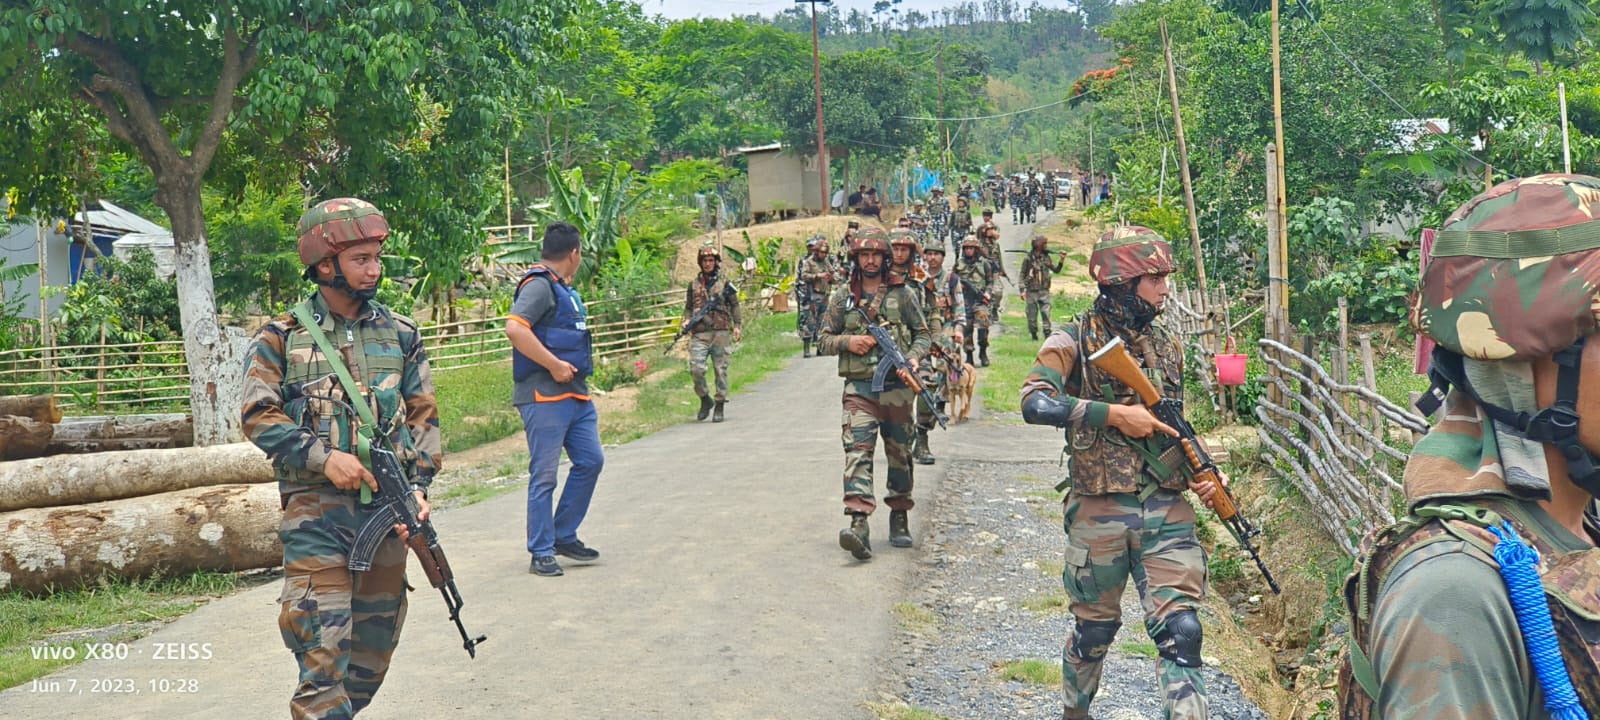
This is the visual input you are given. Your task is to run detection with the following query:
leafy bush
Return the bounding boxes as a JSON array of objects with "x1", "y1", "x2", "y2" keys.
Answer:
[
  {"x1": 1299, "y1": 244, "x2": 1417, "y2": 334},
  {"x1": 52, "y1": 250, "x2": 179, "y2": 346},
  {"x1": 206, "y1": 184, "x2": 302, "y2": 316},
  {"x1": 0, "y1": 258, "x2": 37, "y2": 352}
]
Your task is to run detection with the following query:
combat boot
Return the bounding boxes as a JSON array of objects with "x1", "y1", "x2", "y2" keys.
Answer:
[
  {"x1": 803, "y1": 340, "x2": 812, "y2": 358},
  {"x1": 913, "y1": 429, "x2": 935, "y2": 465},
  {"x1": 979, "y1": 344, "x2": 990, "y2": 367},
  {"x1": 839, "y1": 513, "x2": 872, "y2": 560},
  {"x1": 696, "y1": 395, "x2": 713, "y2": 421},
  {"x1": 712, "y1": 400, "x2": 725, "y2": 423},
  {"x1": 889, "y1": 510, "x2": 912, "y2": 548},
  {"x1": 965, "y1": 349, "x2": 975, "y2": 366}
]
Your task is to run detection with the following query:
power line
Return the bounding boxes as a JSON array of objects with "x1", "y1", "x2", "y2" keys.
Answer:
[
  {"x1": 897, "y1": 88, "x2": 1091, "y2": 122},
  {"x1": 1292, "y1": 0, "x2": 1489, "y2": 167}
]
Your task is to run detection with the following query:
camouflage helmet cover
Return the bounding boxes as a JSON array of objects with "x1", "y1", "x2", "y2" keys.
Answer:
[
  {"x1": 850, "y1": 227, "x2": 890, "y2": 256},
  {"x1": 296, "y1": 198, "x2": 389, "y2": 267},
  {"x1": 806, "y1": 233, "x2": 827, "y2": 249},
  {"x1": 1417, "y1": 173, "x2": 1600, "y2": 361},
  {"x1": 1088, "y1": 225, "x2": 1175, "y2": 286},
  {"x1": 697, "y1": 242, "x2": 721, "y2": 261},
  {"x1": 887, "y1": 228, "x2": 921, "y2": 249},
  {"x1": 960, "y1": 234, "x2": 983, "y2": 251}
]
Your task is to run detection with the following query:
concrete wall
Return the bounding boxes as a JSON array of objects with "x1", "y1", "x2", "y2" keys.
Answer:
[
  {"x1": 747, "y1": 150, "x2": 824, "y2": 214},
  {"x1": 0, "y1": 219, "x2": 70, "y2": 318}
]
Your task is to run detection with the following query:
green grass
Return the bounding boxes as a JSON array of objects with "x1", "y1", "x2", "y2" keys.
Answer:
[
  {"x1": 432, "y1": 361, "x2": 520, "y2": 453},
  {"x1": 977, "y1": 293, "x2": 1094, "y2": 416},
  {"x1": 892, "y1": 602, "x2": 939, "y2": 633},
  {"x1": 867, "y1": 703, "x2": 957, "y2": 720},
  {"x1": 995, "y1": 658, "x2": 1063, "y2": 686},
  {"x1": 1021, "y1": 593, "x2": 1070, "y2": 614},
  {"x1": 1374, "y1": 349, "x2": 1430, "y2": 409},
  {"x1": 1119, "y1": 640, "x2": 1159, "y2": 658},
  {"x1": 0, "y1": 571, "x2": 265, "y2": 690}
]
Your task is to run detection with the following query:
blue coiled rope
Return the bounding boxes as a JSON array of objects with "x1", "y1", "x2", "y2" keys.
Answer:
[{"x1": 1488, "y1": 521, "x2": 1589, "y2": 720}]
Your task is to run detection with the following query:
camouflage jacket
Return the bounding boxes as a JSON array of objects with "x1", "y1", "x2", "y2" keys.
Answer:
[
  {"x1": 1020, "y1": 250, "x2": 1063, "y2": 292},
  {"x1": 954, "y1": 257, "x2": 997, "y2": 301},
  {"x1": 799, "y1": 253, "x2": 842, "y2": 298},
  {"x1": 685, "y1": 271, "x2": 742, "y2": 332},
  {"x1": 925, "y1": 267, "x2": 967, "y2": 331},
  {"x1": 817, "y1": 278, "x2": 931, "y2": 382},
  {"x1": 241, "y1": 292, "x2": 442, "y2": 493},
  {"x1": 1019, "y1": 311, "x2": 1187, "y2": 495},
  {"x1": 1338, "y1": 389, "x2": 1600, "y2": 719},
  {"x1": 927, "y1": 196, "x2": 951, "y2": 220},
  {"x1": 950, "y1": 206, "x2": 973, "y2": 230}
]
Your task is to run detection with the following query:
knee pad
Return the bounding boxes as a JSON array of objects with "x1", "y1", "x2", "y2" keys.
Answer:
[
  {"x1": 1152, "y1": 610, "x2": 1204, "y2": 668},
  {"x1": 1069, "y1": 619, "x2": 1121, "y2": 661}
]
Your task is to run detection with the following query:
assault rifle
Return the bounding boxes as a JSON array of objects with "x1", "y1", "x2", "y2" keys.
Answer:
[
  {"x1": 1086, "y1": 336, "x2": 1281, "y2": 594},
  {"x1": 350, "y1": 435, "x2": 490, "y2": 657},
  {"x1": 855, "y1": 305, "x2": 948, "y2": 430},
  {"x1": 665, "y1": 288, "x2": 723, "y2": 354}
]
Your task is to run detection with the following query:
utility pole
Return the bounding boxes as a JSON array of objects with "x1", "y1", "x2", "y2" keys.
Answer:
[
  {"x1": 937, "y1": 44, "x2": 951, "y2": 169},
  {"x1": 1161, "y1": 19, "x2": 1207, "y2": 300},
  {"x1": 1270, "y1": 0, "x2": 1289, "y2": 334},
  {"x1": 798, "y1": 1, "x2": 831, "y2": 215}
]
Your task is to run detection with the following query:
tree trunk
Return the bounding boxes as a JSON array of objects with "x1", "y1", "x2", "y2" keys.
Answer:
[
  {"x1": 0, "y1": 483, "x2": 282, "y2": 594},
  {"x1": 46, "y1": 413, "x2": 195, "y2": 454},
  {"x1": 0, "y1": 442, "x2": 273, "y2": 512},
  {"x1": 0, "y1": 416, "x2": 54, "y2": 460},
  {"x1": 0, "y1": 394, "x2": 62, "y2": 423},
  {"x1": 157, "y1": 176, "x2": 245, "y2": 447}
]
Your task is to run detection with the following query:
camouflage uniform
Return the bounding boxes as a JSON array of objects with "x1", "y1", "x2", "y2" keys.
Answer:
[
  {"x1": 797, "y1": 243, "x2": 842, "y2": 357},
  {"x1": 1020, "y1": 226, "x2": 1208, "y2": 720},
  {"x1": 949, "y1": 200, "x2": 973, "y2": 245},
  {"x1": 954, "y1": 239, "x2": 998, "y2": 366},
  {"x1": 1339, "y1": 174, "x2": 1600, "y2": 719},
  {"x1": 927, "y1": 191, "x2": 952, "y2": 247},
  {"x1": 819, "y1": 229, "x2": 931, "y2": 558},
  {"x1": 684, "y1": 267, "x2": 741, "y2": 403},
  {"x1": 1009, "y1": 178, "x2": 1028, "y2": 223},
  {"x1": 242, "y1": 199, "x2": 442, "y2": 720},
  {"x1": 1020, "y1": 243, "x2": 1065, "y2": 340},
  {"x1": 914, "y1": 250, "x2": 966, "y2": 465}
]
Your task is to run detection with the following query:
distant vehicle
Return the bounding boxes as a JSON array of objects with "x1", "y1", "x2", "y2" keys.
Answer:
[{"x1": 1054, "y1": 177, "x2": 1074, "y2": 196}]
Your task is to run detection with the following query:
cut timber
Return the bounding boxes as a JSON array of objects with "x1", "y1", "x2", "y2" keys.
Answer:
[
  {"x1": 0, "y1": 394, "x2": 62, "y2": 423},
  {"x1": 0, "y1": 442, "x2": 274, "y2": 512},
  {"x1": 0, "y1": 483, "x2": 281, "y2": 594},
  {"x1": 0, "y1": 416, "x2": 54, "y2": 460},
  {"x1": 46, "y1": 413, "x2": 194, "y2": 455}
]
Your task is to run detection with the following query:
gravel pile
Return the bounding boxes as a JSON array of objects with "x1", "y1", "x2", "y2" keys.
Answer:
[{"x1": 877, "y1": 458, "x2": 1266, "y2": 720}]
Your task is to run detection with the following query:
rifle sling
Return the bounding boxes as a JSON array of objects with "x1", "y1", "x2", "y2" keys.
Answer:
[{"x1": 290, "y1": 300, "x2": 381, "y2": 503}]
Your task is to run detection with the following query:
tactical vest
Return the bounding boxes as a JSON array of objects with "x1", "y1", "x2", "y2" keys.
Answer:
[
  {"x1": 277, "y1": 298, "x2": 413, "y2": 490},
  {"x1": 833, "y1": 282, "x2": 919, "y2": 382},
  {"x1": 1023, "y1": 251, "x2": 1054, "y2": 292},
  {"x1": 687, "y1": 273, "x2": 736, "y2": 332},
  {"x1": 1061, "y1": 312, "x2": 1187, "y2": 495},
  {"x1": 513, "y1": 265, "x2": 593, "y2": 382},
  {"x1": 927, "y1": 270, "x2": 960, "y2": 327},
  {"x1": 1338, "y1": 498, "x2": 1600, "y2": 718},
  {"x1": 955, "y1": 259, "x2": 992, "y2": 298}
]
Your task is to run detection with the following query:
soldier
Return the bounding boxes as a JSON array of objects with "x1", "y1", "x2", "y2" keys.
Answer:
[
  {"x1": 903, "y1": 202, "x2": 930, "y2": 248},
  {"x1": 1010, "y1": 175, "x2": 1028, "y2": 223},
  {"x1": 927, "y1": 187, "x2": 952, "y2": 248},
  {"x1": 1023, "y1": 173, "x2": 1043, "y2": 223},
  {"x1": 797, "y1": 234, "x2": 842, "y2": 358},
  {"x1": 1339, "y1": 174, "x2": 1600, "y2": 719},
  {"x1": 958, "y1": 174, "x2": 976, "y2": 203},
  {"x1": 954, "y1": 234, "x2": 997, "y2": 367},
  {"x1": 913, "y1": 241, "x2": 965, "y2": 466},
  {"x1": 681, "y1": 242, "x2": 742, "y2": 423},
  {"x1": 1019, "y1": 225, "x2": 1224, "y2": 720},
  {"x1": 1019, "y1": 235, "x2": 1069, "y2": 341},
  {"x1": 840, "y1": 220, "x2": 861, "y2": 268},
  {"x1": 950, "y1": 195, "x2": 973, "y2": 249},
  {"x1": 987, "y1": 173, "x2": 1006, "y2": 210},
  {"x1": 242, "y1": 198, "x2": 442, "y2": 719},
  {"x1": 818, "y1": 227, "x2": 932, "y2": 559},
  {"x1": 978, "y1": 208, "x2": 999, "y2": 238},
  {"x1": 980, "y1": 224, "x2": 1013, "y2": 318},
  {"x1": 1042, "y1": 171, "x2": 1058, "y2": 211}
]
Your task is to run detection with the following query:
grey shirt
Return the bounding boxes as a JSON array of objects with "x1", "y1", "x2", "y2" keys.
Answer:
[{"x1": 510, "y1": 272, "x2": 591, "y2": 405}]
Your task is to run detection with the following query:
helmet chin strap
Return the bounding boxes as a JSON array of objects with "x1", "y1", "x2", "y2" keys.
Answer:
[
  {"x1": 1419, "y1": 337, "x2": 1600, "y2": 498},
  {"x1": 310, "y1": 256, "x2": 378, "y2": 303}
]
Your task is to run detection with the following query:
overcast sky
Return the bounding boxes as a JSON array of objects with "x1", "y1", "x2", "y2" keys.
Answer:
[{"x1": 634, "y1": 0, "x2": 1083, "y2": 21}]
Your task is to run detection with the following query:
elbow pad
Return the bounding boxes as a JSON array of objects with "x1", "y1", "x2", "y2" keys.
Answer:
[{"x1": 1022, "y1": 392, "x2": 1073, "y2": 428}]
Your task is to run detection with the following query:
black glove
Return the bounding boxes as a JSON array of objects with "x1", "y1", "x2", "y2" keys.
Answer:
[{"x1": 1022, "y1": 392, "x2": 1073, "y2": 428}]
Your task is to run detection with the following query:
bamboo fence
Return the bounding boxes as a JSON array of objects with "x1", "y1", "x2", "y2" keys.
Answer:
[{"x1": 0, "y1": 287, "x2": 753, "y2": 413}]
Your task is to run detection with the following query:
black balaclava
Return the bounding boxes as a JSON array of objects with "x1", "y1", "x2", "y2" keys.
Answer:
[{"x1": 1094, "y1": 278, "x2": 1160, "y2": 331}]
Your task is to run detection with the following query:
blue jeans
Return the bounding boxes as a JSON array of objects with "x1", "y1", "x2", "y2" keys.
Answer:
[{"x1": 518, "y1": 399, "x2": 604, "y2": 557}]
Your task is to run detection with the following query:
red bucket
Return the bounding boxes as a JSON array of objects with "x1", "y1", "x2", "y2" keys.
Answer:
[{"x1": 1215, "y1": 337, "x2": 1247, "y2": 387}]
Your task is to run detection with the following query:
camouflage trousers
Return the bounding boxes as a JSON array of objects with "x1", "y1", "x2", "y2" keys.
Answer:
[
  {"x1": 1024, "y1": 289, "x2": 1053, "y2": 336},
  {"x1": 963, "y1": 305, "x2": 993, "y2": 352},
  {"x1": 840, "y1": 379, "x2": 915, "y2": 514},
  {"x1": 796, "y1": 298, "x2": 823, "y2": 343},
  {"x1": 1061, "y1": 489, "x2": 1208, "y2": 720},
  {"x1": 914, "y1": 355, "x2": 948, "y2": 431},
  {"x1": 277, "y1": 488, "x2": 410, "y2": 720},
  {"x1": 689, "y1": 330, "x2": 732, "y2": 401},
  {"x1": 930, "y1": 218, "x2": 949, "y2": 248}
]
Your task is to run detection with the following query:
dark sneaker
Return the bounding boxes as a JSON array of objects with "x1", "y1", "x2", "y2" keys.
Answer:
[
  {"x1": 530, "y1": 555, "x2": 563, "y2": 576},
  {"x1": 554, "y1": 540, "x2": 600, "y2": 562}
]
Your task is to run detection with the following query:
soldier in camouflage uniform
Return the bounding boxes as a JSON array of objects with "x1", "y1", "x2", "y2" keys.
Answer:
[
  {"x1": 1019, "y1": 234, "x2": 1069, "y2": 341},
  {"x1": 1339, "y1": 174, "x2": 1600, "y2": 719},
  {"x1": 887, "y1": 228, "x2": 941, "y2": 466},
  {"x1": 954, "y1": 234, "x2": 998, "y2": 367},
  {"x1": 980, "y1": 223, "x2": 1013, "y2": 319},
  {"x1": 1019, "y1": 225, "x2": 1224, "y2": 720},
  {"x1": 242, "y1": 198, "x2": 442, "y2": 720},
  {"x1": 797, "y1": 234, "x2": 842, "y2": 358},
  {"x1": 1010, "y1": 175, "x2": 1028, "y2": 223},
  {"x1": 913, "y1": 241, "x2": 966, "y2": 466},
  {"x1": 682, "y1": 242, "x2": 742, "y2": 423},
  {"x1": 818, "y1": 227, "x2": 932, "y2": 559},
  {"x1": 927, "y1": 187, "x2": 952, "y2": 248},
  {"x1": 949, "y1": 196, "x2": 973, "y2": 251}
]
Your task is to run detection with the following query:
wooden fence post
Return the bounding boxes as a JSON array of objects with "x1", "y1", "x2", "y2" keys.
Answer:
[{"x1": 1360, "y1": 333, "x2": 1381, "y2": 448}]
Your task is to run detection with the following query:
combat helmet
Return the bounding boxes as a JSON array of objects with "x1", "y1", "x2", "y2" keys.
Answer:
[
  {"x1": 297, "y1": 198, "x2": 389, "y2": 268},
  {"x1": 888, "y1": 228, "x2": 921, "y2": 250},
  {"x1": 849, "y1": 227, "x2": 890, "y2": 256},
  {"x1": 1088, "y1": 225, "x2": 1175, "y2": 286},
  {"x1": 697, "y1": 242, "x2": 721, "y2": 264},
  {"x1": 960, "y1": 234, "x2": 983, "y2": 253},
  {"x1": 805, "y1": 233, "x2": 828, "y2": 250},
  {"x1": 1415, "y1": 173, "x2": 1600, "y2": 497}
]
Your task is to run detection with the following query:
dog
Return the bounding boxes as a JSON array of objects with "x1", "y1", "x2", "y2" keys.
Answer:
[{"x1": 945, "y1": 359, "x2": 978, "y2": 423}]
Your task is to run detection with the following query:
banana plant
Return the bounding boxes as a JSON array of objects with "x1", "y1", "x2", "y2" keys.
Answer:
[{"x1": 495, "y1": 161, "x2": 651, "y2": 282}]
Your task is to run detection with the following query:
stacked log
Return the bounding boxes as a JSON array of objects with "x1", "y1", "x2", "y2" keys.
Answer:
[
  {"x1": 0, "y1": 395, "x2": 195, "y2": 460},
  {"x1": 0, "y1": 394, "x2": 62, "y2": 423},
  {"x1": 0, "y1": 442, "x2": 273, "y2": 512}
]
